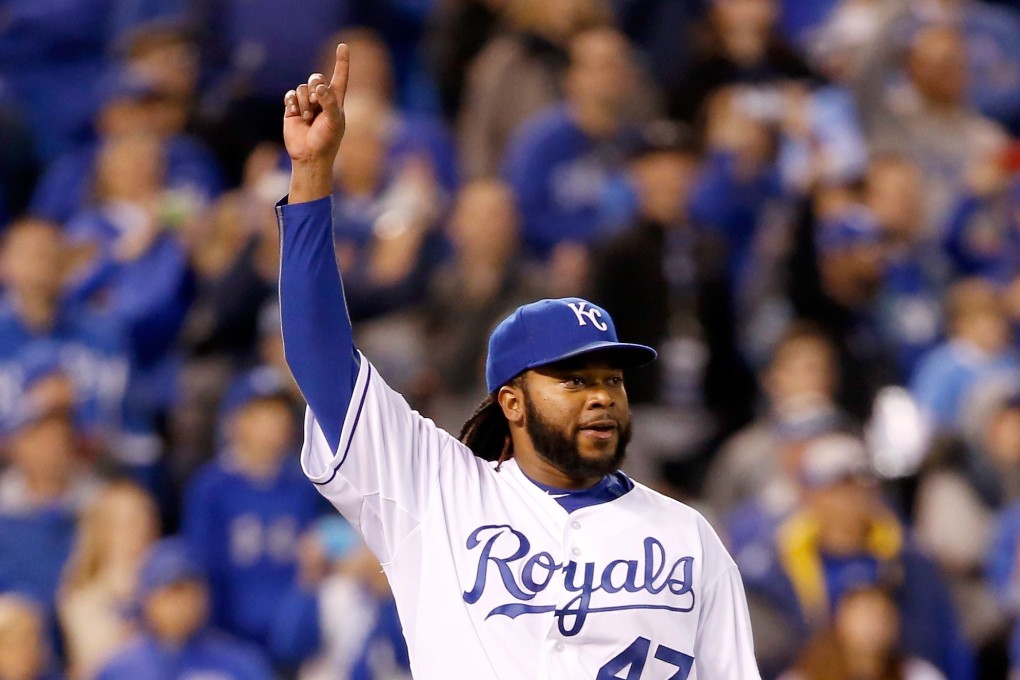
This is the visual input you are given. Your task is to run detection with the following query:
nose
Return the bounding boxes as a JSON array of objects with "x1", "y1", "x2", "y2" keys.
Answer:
[{"x1": 586, "y1": 383, "x2": 615, "y2": 409}]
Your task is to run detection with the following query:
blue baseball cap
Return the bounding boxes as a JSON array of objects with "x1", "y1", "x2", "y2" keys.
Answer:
[
  {"x1": 135, "y1": 538, "x2": 205, "y2": 605},
  {"x1": 485, "y1": 298, "x2": 657, "y2": 393}
]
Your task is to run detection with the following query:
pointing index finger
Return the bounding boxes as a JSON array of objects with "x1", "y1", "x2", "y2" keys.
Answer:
[{"x1": 329, "y1": 43, "x2": 350, "y2": 106}]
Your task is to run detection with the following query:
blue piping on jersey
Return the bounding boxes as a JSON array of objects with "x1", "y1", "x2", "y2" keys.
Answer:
[{"x1": 312, "y1": 361, "x2": 374, "y2": 486}]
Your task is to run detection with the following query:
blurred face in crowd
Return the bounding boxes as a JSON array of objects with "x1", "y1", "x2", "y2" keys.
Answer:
[
  {"x1": 95, "y1": 133, "x2": 166, "y2": 204},
  {"x1": 144, "y1": 580, "x2": 208, "y2": 644},
  {"x1": 820, "y1": 242, "x2": 884, "y2": 310},
  {"x1": 987, "y1": 405, "x2": 1020, "y2": 467},
  {"x1": 9, "y1": 413, "x2": 76, "y2": 495},
  {"x1": 866, "y1": 158, "x2": 924, "y2": 242},
  {"x1": 766, "y1": 334, "x2": 837, "y2": 411},
  {"x1": 128, "y1": 31, "x2": 200, "y2": 103},
  {"x1": 97, "y1": 484, "x2": 160, "y2": 566},
  {"x1": 230, "y1": 397, "x2": 294, "y2": 473},
  {"x1": 332, "y1": 94, "x2": 388, "y2": 195},
  {"x1": 909, "y1": 26, "x2": 968, "y2": 106},
  {"x1": 328, "y1": 30, "x2": 394, "y2": 103},
  {"x1": 507, "y1": 0, "x2": 609, "y2": 42},
  {"x1": 807, "y1": 476, "x2": 877, "y2": 554},
  {"x1": 711, "y1": 0, "x2": 778, "y2": 63},
  {"x1": 448, "y1": 180, "x2": 519, "y2": 267},
  {"x1": 0, "y1": 597, "x2": 46, "y2": 680},
  {"x1": 565, "y1": 29, "x2": 635, "y2": 124},
  {"x1": 835, "y1": 588, "x2": 900, "y2": 661},
  {"x1": 631, "y1": 150, "x2": 699, "y2": 225},
  {"x1": 949, "y1": 280, "x2": 1011, "y2": 353},
  {"x1": 0, "y1": 220, "x2": 64, "y2": 300}
]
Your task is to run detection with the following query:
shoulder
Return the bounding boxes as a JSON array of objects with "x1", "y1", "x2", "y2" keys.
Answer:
[
  {"x1": 196, "y1": 631, "x2": 273, "y2": 672},
  {"x1": 627, "y1": 483, "x2": 735, "y2": 562},
  {"x1": 97, "y1": 638, "x2": 152, "y2": 677},
  {"x1": 510, "y1": 105, "x2": 575, "y2": 146},
  {"x1": 186, "y1": 459, "x2": 237, "y2": 497}
]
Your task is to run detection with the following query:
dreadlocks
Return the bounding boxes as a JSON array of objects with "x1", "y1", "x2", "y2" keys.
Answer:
[{"x1": 458, "y1": 378, "x2": 521, "y2": 469}]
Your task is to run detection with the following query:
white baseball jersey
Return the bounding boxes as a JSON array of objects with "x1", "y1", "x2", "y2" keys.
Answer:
[{"x1": 301, "y1": 352, "x2": 761, "y2": 679}]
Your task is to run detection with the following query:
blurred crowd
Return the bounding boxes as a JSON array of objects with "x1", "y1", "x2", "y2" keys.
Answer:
[{"x1": 1, "y1": 0, "x2": 1020, "y2": 678}]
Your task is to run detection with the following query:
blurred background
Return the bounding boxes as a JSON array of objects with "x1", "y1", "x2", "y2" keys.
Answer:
[{"x1": 1, "y1": 0, "x2": 1020, "y2": 678}]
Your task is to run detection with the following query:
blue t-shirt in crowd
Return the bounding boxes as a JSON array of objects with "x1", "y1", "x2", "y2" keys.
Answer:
[
  {"x1": 95, "y1": 630, "x2": 275, "y2": 680},
  {"x1": 502, "y1": 104, "x2": 636, "y2": 257},
  {"x1": 182, "y1": 453, "x2": 327, "y2": 647}
]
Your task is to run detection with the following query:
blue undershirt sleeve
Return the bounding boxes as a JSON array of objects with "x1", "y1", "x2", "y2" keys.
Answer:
[{"x1": 276, "y1": 195, "x2": 360, "y2": 453}]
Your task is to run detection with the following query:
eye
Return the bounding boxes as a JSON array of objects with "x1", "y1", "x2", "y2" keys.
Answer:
[
  {"x1": 607, "y1": 375, "x2": 624, "y2": 387},
  {"x1": 564, "y1": 375, "x2": 585, "y2": 388}
]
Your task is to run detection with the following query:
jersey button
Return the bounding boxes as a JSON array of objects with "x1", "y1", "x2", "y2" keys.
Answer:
[
  {"x1": 572, "y1": 547, "x2": 582, "y2": 556},
  {"x1": 555, "y1": 641, "x2": 565, "y2": 652},
  {"x1": 571, "y1": 520, "x2": 581, "y2": 530}
]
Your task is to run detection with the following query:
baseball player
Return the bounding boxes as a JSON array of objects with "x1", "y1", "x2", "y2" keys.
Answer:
[{"x1": 277, "y1": 44, "x2": 761, "y2": 679}]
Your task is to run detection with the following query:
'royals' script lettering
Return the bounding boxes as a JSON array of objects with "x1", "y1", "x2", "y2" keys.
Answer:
[{"x1": 462, "y1": 524, "x2": 696, "y2": 636}]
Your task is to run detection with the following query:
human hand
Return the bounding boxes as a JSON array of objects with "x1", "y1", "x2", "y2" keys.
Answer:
[{"x1": 283, "y1": 44, "x2": 351, "y2": 202}]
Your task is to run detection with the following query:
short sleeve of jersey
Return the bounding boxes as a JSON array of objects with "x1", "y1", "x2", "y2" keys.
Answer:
[
  {"x1": 300, "y1": 352, "x2": 464, "y2": 564},
  {"x1": 693, "y1": 516, "x2": 761, "y2": 679}
]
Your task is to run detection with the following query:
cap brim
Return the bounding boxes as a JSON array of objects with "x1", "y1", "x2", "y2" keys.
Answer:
[{"x1": 530, "y1": 341, "x2": 657, "y2": 373}]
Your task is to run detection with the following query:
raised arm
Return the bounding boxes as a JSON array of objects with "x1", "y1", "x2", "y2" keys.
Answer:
[{"x1": 278, "y1": 44, "x2": 357, "y2": 452}]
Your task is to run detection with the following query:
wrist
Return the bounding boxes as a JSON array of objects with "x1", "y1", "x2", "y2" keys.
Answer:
[{"x1": 289, "y1": 160, "x2": 335, "y2": 204}]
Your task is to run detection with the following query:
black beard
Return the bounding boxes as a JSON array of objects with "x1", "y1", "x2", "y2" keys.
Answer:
[{"x1": 523, "y1": 396, "x2": 631, "y2": 481}]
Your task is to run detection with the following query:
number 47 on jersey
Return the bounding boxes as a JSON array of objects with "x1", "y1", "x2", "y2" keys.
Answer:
[{"x1": 597, "y1": 637, "x2": 695, "y2": 680}]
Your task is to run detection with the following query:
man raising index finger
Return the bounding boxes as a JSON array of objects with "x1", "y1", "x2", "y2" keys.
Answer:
[{"x1": 276, "y1": 44, "x2": 761, "y2": 680}]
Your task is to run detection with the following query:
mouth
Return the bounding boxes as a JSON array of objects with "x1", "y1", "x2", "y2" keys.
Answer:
[{"x1": 578, "y1": 420, "x2": 618, "y2": 440}]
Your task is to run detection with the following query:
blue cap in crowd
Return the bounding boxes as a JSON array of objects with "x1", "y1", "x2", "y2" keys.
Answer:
[
  {"x1": 485, "y1": 298, "x2": 657, "y2": 393},
  {"x1": 135, "y1": 538, "x2": 205, "y2": 605},
  {"x1": 815, "y1": 206, "x2": 881, "y2": 254},
  {"x1": 219, "y1": 366, "x2": 292, "y2": 420}
]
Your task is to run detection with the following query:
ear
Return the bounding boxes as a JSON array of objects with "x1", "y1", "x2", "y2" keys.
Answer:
[{"x1": 497, "y1": 383, "x2": 525, "y2": 426}]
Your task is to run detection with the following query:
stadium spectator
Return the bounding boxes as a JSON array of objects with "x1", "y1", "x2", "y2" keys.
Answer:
[
  {"x1": 910, "y1": 278, "x2": 1019, "y2": 432},
  {"x1": 270, "y1": 517, "x2": 412, "y2": 680},
  {"x1": 942, "y1": 156, "x2": 1020, "y2": 286},
  {"x1": 62, "y1": 132, "x2": 195, "y2": 484},
  {"x1": 94, "y1": 538, "x2": 274, "y2": 680},
  {"x1": 704, "y1": 322, "x2": 847, "y2": 523},
  {"x1": 456, "y1": 0, "x2": 618, "y2": 180},
  {"x1": 502, "y1": 27, "x2": 650, "y2": 257},
  {"x1": 0, "y1": 405, "x2": 99, "y2": 630},
  {"x1": 739, "y1": 433, "x2": 973, "y2": 680},
  {"x1": 0, "y1": 594, "x2": 63, "y2": 680},
  {"x1": 866, "y1": 156, "x2": 949, "y2": 380},
  {"x1": 857, "y1": 24, "x2": 1009, "y2": 231},
  {"x1": 30, "y1": 69, "x2": 221, "y2": 226},
  {"x1": 59, "y1": 482, "x2": 160, "y2": 680},
  {"x1": 0, "y1": 220, "x2": 126, "y2": 442},
  {"x1": 779, "y1": 585, "x2": 947, "y2": 680},
  {"x1": 665, "y1": 0, "x2": 816, "y2": 124},
  {"x1": 415, "y1": 179, "x2": 531, "y2": 426},
  {"x1": 327, "y1": 92, "x2": 448, "y2": 328},
  {"x1": 913, "y1": 377, "x2": 1020, "y2": 660},
  {"x1": 182, "y1": 376, "x2": 325, "y2": 655}
]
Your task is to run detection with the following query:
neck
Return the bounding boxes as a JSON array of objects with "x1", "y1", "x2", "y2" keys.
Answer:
[
  {"x1": 232, "y1": 449, "x2": 282, "y2": 480},
  {"x1": 569, "y1": 103, "x2": 619, "y2": 140},
  {"x1": 25, "y1": 471, "x2": 70, "y2": 505},
  {"x1": 844, "y1": 649, "x2": 888, "y2": 679},
  {"x1": 817, "y1": 521, "x2": 869, "y2": 556}
]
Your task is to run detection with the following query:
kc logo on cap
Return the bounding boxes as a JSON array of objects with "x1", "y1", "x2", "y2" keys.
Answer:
[
  {"x1": 484, "y1": 298, "x2": 657, "y2": 393},
  {"x1": 566, "y1": 301, "x2": 609, "y2": 331}
]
